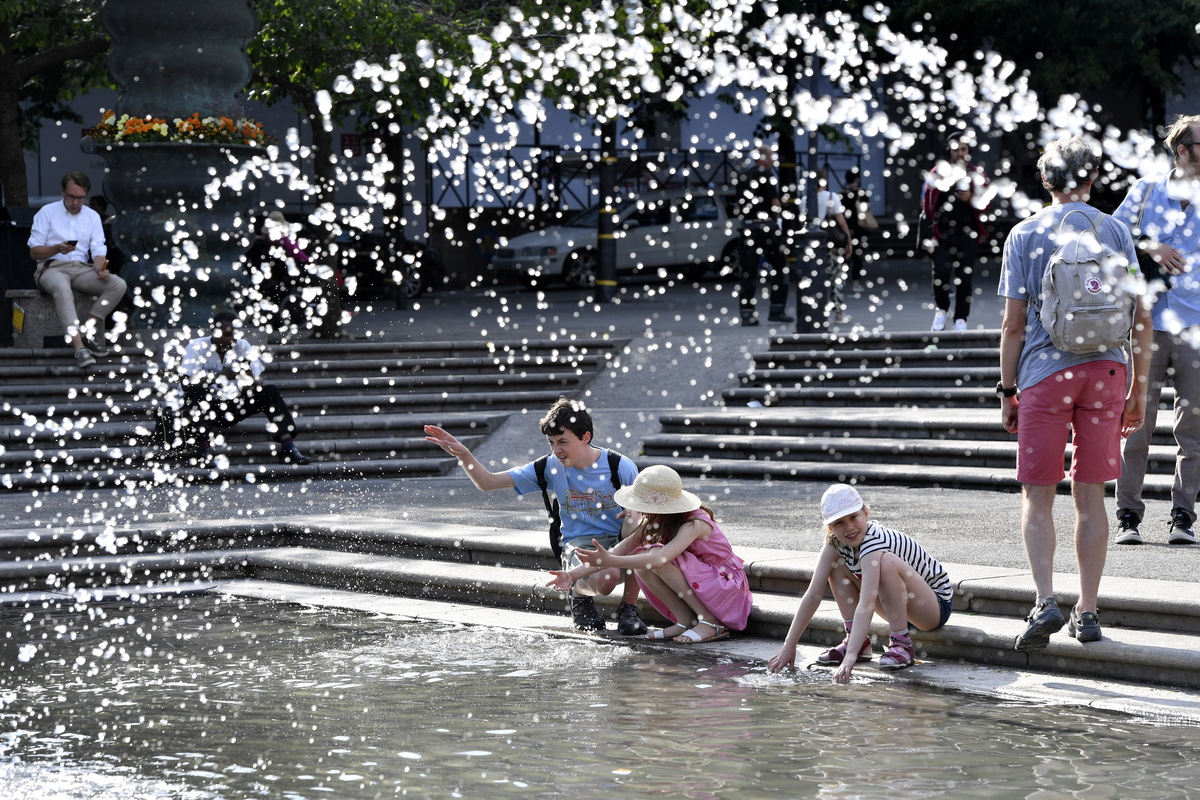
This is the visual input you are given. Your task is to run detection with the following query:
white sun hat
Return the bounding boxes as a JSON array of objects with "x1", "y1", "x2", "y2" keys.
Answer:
[
  {"x1": 821, "y1": 483, "x2": 865, "y2": 526},
  {"x1": 614, "y1": 465, "x2": 702, "y2": 515}
]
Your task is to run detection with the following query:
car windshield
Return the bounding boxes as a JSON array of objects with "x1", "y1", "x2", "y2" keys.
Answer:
[{"x1": 562, "y1": 199, "x2": 635, "y2": 228}]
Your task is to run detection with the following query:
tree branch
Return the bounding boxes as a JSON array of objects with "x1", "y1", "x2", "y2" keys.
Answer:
[{"x1": 16, "y1": 37, "x2": 108, "y2": 83}]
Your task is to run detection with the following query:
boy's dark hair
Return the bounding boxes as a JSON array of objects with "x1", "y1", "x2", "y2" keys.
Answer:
[
  {"x1": 62, "y1": 171, "x2": 90, "y2": 192},
  {"x1": 845, "y1": 168, "x2": 859, "y2": 186},
  {"x1": 212, "y1": 310, "x2": 238, "y2": 325},
  {"x1": 539, "y1": 397, "x2": 593, "y2": 440}
]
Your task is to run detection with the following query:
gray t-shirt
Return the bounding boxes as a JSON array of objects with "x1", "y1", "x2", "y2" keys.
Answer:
[{"x1": 997, "y1": 202, "x2": 1139, "y2": 390}]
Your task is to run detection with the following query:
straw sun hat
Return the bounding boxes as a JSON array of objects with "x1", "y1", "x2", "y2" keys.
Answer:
[{"x1": 614, "y1": 465, "x2": 701, "y2": 515}]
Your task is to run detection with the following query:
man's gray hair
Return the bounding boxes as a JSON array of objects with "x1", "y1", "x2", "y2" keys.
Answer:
[{"x1": 1038, "y1": 136, "x2": 1100, "y2": 193}]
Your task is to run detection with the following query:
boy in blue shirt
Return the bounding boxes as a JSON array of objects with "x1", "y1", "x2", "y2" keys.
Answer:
[{"x1": 425, "y1": 398, "x2": 646, "y2": 634}]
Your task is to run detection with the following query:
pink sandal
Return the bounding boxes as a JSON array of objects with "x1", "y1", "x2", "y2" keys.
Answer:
[{"x1": 816, "y1": 636, "x2": 872, "y2": 665}]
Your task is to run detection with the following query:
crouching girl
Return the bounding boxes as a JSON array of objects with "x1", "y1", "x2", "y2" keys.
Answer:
[
  {"x1": 768, "y1": 483, "x2": 953, "y2": 683},
  {"x1": 547, "y1": 465, "x2": 752, "y2": 643}
]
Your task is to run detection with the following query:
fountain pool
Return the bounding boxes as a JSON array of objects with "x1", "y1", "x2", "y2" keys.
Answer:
[{"x1": 3, "y1": 595, "x2": 1199, "y2": 799}]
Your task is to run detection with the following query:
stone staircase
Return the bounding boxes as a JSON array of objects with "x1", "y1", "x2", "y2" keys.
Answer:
[
  {"x1": 0, "y1": 336, "x2": 628, "y2": 490},
  {"x1": 644, "y1": 329, "x2": 1181, "y2": 495},
  {"x1": 4, "y1": 514, "x2": 1200, "y2": 689}
]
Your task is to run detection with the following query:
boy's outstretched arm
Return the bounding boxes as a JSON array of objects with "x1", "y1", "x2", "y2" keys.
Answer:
[{"x1": 424, "y1": 425, "x2": 516, "y2": 492}]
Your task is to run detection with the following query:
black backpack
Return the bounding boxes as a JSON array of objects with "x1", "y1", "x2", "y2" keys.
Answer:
[{"x1": 534, "y1": 449, "x2": 624, "y2": 560}]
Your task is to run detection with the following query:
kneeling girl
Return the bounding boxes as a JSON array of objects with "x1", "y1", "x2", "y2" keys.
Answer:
[
  {"x1": 547, "y1": 465, "x2": 752, "y2": 643},
  {"x1": 768, "y1": 483, "x2": 953, "y2": 683}
]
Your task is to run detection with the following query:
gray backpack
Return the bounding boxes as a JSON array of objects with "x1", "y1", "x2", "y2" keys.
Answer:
[{"x1": 1038, "y1": 209, "x2": 1137, "y2": 354}]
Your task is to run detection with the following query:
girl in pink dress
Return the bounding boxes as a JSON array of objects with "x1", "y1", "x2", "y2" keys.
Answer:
[{"x1": 547, "y1": 465, "x2": 752, "y2": 643}]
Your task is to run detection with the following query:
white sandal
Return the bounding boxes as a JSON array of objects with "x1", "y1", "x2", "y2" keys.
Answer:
[
  {"x1": 673, "y1": 620, "x2": 730, "y2": 644},
  {"x1": 646, "y1": 622, "x2": 691, "y2": 640}
]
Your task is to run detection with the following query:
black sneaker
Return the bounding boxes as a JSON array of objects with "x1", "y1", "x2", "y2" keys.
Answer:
[
  {"x1": 1168, "y1": 507, "x2": 1197, "y2": 545},
  {"x1": 740, "y1": 315, "x2": 759, "y2": 327},
  {"x1": 1115, "y1": 508, "x2": 1143, "y2": 545},
  {"x1": 279, "y1": 443, "x2": 313, "y2": 465},
  {"x1": 1014, "y1": 597, "x2": 1065, "y2": 652},
  {"x1": 767, "y1": 312, "x2": 795, "y2": 323},
  {"x1": 570, "y1": 595, "x2": 606, "y2": 632},
  {"x1": 1067, "y1": 605, "x2": 1102, "y2": 643},
  {"x1": 616, "y1": 602, "x2": 647, "y2": 636}
]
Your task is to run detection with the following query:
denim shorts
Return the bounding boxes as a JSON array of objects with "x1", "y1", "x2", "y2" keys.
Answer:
[
  {"x1": 933, "y1": 594, "x2": 954, "y2": 630},
  {"x1": 561, "y1": 533, "x2": 621, "y2": 571}
]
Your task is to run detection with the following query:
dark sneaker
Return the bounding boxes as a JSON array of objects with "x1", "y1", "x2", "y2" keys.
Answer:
[
  {"x1": 816, "y1": 635, "x2": 872, "y2": 665},
  {"x1": 1114, "y1": 508, "x2": 1143, "y2": 545},
  {"x1": 1067, "y1": 605, "x2": 1102, "y2": 643},
  {"x1": 279, "y1": 443, "x2": 313, "y2": 465},
  {"x1": 740, "y1": 315, "x2": 759, "y2": 327},
  {"x1": 615, "y1": 602, "x2": 647, "y2": 636},
  {"x1": 570, "y1": 595, "x2": 605, "y2": 632},
  {"x1": 74, "y1": 348, "x2": 96, "y2": 369},
  {"x1": 1169, "y1": 507, "x2": 1197, "y2": 545},
  {"x1": 878, "y1": 635, "x2": 915, "y2": 670},
  {"x1": 1014, "y1": 597, "x2": 1065, "y2": 652},
  {"x1": 82, "y1": 336, "x2": 110, "y2": 357},
  {"x1": 767, "y1": 312, "x2": 795, "y2": 323}
]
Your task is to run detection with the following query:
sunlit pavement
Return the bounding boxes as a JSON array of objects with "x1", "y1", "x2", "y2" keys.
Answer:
[{"x1": 5, "y1": 253, "x2": 1200, "y2": 708}]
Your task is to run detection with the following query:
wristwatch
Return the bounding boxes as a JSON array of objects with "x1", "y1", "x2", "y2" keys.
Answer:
[{"x1": 995, "y1": 381, "x2": 1017, "y2": 398}]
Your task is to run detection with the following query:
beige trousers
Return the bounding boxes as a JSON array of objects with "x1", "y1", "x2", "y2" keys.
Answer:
[{"x1": 36, "y1": 261, "x2": 128, "y2": 335}]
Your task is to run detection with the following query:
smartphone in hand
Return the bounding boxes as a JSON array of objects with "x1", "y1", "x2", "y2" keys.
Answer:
[{"x1": 64, "y1": 240, "x2": 77, "y2": 246}]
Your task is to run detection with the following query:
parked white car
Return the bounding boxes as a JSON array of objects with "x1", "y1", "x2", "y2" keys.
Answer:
[{"x1": 492, "y1": 189, "x2": 741, "y2": 287}]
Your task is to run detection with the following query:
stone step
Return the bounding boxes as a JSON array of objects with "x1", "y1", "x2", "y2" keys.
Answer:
[
  {"x1": 767, "y1": 329, "x2": 1002, "y2": 351},
  {"x1": 740, "y1": 365, "x2": 1001, "y2": 387},
  {"x1": 658, "y1": 408, "x2": 1182, "y2": 447},
  {"x1": 752, "y1": 346, "x2": 1000, "y2": 370},
  {"x1": 641, "y1": 432, "x2": 1184, "y2": 474},
  {"x1": 3, "y1": 517, "x2": 1198, "y2": 688},
  {"x1": 0, "y1": 456, "x2": 457, "y2": 491}
]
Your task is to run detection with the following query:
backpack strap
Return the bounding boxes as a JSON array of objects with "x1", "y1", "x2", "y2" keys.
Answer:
[
  {"x1": 606, "y1": 449, "x2": 623, "y2": 491},
  {"x1": 534, "y1": 455, "x2": 563, "y2": 560}
]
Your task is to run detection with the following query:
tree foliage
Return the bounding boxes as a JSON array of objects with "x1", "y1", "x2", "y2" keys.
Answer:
[
  {"x1": 246, "y1": 0, "x2": 494, "y2": 205},
  {"x1": 0, "y1": 0, "x2": 109, "y2": 206},
  {"x1": 876, "y1": 0, "x2": 1200, "y2": 132}
]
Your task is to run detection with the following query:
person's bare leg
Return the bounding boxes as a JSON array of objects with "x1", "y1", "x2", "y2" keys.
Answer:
[
  {"x1": 573, "y1": 566, "x2": 621, "y2": 597},
  {"x1": 634, "y1": 568, "x2": 694, "y2": 635},
  {"x1": 827, "y1": 562, "x2": 861, "y2": 619},
  {"x1": 876, "y1": 553, "x2": 942, "y2": 631},
  {"x1": 1073, "y1": 481, "x2": 1108, "y2": 613},
  {"x1": 1021, "y1": 483, "x2": 1058, "y2": 603}
]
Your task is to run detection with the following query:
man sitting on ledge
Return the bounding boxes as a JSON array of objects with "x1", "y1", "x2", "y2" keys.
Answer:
[
  {"x1": 160, "y1": 310, "x2": 312, "y2": 466},
  {"x1": 27, "y1": 171, "x2": 127, "y2": 368}
]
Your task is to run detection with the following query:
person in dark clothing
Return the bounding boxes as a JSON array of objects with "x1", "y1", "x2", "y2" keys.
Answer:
[
  {"x1": 159, "y1": 310, "x2": 312, "y2": 466},
  {"x1": 920, "y1": 135, "x2": 990, "y2": 331},
  {"x1": 734, "y1": 148, "x2": 791, "y2": 326},
  {"x1": 842, "y1": 169, "x2": 869, "y2": 294}
]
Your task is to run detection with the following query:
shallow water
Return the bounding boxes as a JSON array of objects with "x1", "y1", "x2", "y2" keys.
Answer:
[{"x1": 2, "y1": 596, "x2": 1199, "y2": 799}]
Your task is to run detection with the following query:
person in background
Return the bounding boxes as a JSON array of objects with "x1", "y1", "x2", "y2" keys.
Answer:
[
  {"x1": 842, "y1": 168, "x2": 870, "y2": 294},
  {"x1": 1112, "y1": 114, "x2": 1200, "y2": 546},
  {"x1": 161, "y1": 310, "x2": 313, "y2": 467},
  {"x1": 27, "y1": 171, "x2": 127, "y2": 368},
  {"x1": 920, "y1": 134, "x2": 990, "y2": 331}
]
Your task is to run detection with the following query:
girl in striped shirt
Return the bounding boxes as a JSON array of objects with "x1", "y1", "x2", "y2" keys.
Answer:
[{"x1": 768, "y1": 483, "x2": 953, "y2": 683}]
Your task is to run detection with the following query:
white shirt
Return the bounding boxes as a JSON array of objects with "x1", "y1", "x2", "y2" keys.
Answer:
[
  {"x1": 817, "y1": 190, "x2": 845, "y2": 220},
  {"x1": 28, "y1": 200, "x2": 106, "y2": 263},
  {"x1": 179, "y1": 336, "x2": 265, "y2": 381}
]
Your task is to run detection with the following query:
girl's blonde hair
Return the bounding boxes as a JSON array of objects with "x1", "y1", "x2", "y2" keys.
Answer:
[
  {"x1": 639, "y1": 503, "x2": 716, "y2": 545},
  {"x1": 824, "y1": 504, "x2": 870, "y2": 546}
]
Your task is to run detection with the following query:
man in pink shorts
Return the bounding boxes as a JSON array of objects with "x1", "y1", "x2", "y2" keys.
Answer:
[{"x1": 997, "y1": 136, "x2": 1152, "y2": 652}]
